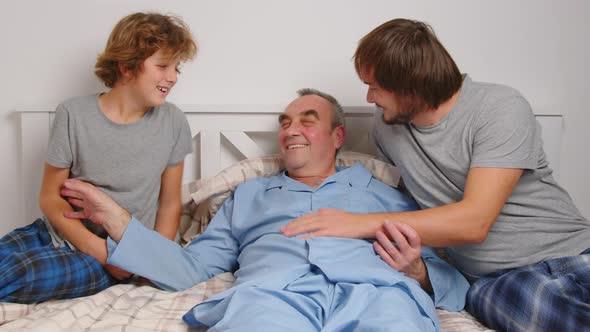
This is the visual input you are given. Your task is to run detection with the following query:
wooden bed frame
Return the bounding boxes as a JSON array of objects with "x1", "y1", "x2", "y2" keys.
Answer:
[{"x1": 18, "y1": 105, "x2": 563, "y2": 224}]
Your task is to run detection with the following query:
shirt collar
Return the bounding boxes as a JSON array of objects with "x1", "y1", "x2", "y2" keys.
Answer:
[{"x1": 266, "y1": 162, "x2": 372, "y2": 191}]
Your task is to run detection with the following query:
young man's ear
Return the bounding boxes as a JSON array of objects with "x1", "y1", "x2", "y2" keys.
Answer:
[{"x1": 333, "y1": 125, "x2": 346, "y2": 149}]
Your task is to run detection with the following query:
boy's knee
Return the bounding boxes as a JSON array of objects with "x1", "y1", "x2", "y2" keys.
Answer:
[
  {"x1": 0, "y1": 251, "x2": 36, "y2": 303},
  {"x1": 2, "y1": 247, "x2": 66, "y2": 282},
  {"x1": 1, "y1": 251, "x2": 30, "y2": 273}
]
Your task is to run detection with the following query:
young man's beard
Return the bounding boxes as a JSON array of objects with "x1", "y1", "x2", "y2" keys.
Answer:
[{"x1": 383, "y1": 96, "x2": 426, "y2": 125}]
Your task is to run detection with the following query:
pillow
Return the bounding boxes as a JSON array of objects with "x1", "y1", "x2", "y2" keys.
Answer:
[{"x1": 178, "y1": 151, "x2": 400, "y2": 246}]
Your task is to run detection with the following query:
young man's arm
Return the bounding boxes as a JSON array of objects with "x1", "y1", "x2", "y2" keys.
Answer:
[
  {"x1": 281, "y1": 167, "x2": 523, "y2": 247},
  {"x1": 154, "y1": 162, "x2": 185, "y2": 241},
  {"x1": 39, "y1": 163, "x2": 131, "y2": 279}
]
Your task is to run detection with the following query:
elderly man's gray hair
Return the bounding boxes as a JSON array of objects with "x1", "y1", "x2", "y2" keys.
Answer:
[{"x1": 297, "y1": 88, "x2": 345, "y2": 131}]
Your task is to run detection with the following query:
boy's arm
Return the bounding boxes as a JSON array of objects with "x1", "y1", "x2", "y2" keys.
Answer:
[
  {"x1": 39, "y1": 163, "x2": 106, "y2": 259},
  {"x1": 154, "y1": 161, "x2": 184, "y2": 241},
  {"x1": 40, "y1": 163, "x2": 131, "y2": 280}
]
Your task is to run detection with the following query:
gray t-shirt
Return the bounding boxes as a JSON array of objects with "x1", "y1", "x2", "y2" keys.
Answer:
[
  {"x1": 373, "y1": 74, "x2": 590, "y2": 279},
  {"x1": 46, "y1": 94, "x2": 193, "y2": 240}
]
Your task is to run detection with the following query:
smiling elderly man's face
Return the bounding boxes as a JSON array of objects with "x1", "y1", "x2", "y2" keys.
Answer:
[{"x1": 278, "y1": 94, "x2": 344, "y2": 177}]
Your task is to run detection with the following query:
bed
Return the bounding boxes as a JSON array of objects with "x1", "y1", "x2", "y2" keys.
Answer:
[{"x1": 4, "y1": 105, "x2": 563, "y2": 331}]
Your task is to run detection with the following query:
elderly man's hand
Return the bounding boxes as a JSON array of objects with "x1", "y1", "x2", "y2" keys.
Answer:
[
  {"x1": 61, "y1": 179, "x2": 131, "y2": 242},
  {"x1": 280, "y1": 208, "x2": 380, "y2": 239},
  {"x1": 374, "y1": 220, "x2": 432, "y2": 292}
]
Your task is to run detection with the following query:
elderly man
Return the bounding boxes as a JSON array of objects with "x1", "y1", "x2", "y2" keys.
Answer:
[
  {"x1": 281, "y1": 19, "x2": 590, "y2": 332},
  {"x1": 60, "y1": 88, "x2": 468, "y2": 332}
]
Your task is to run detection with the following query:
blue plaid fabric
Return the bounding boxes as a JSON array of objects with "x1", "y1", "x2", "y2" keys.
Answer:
[
  {"x1": 467, "y1": 248, "x2": 590, "y2": 332},
  {"x1": 0, "y1": 219, "x2": 116, "y2": 304}
]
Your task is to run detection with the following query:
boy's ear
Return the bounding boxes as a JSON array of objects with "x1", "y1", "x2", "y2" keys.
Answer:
[{"x1": 118, "y1": 63, "x2": 132, "y2": 78}]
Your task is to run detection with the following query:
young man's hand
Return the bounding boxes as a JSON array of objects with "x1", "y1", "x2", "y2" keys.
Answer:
[{"x1": 280, "y1": 208, "x2": 380, "y2": 239}]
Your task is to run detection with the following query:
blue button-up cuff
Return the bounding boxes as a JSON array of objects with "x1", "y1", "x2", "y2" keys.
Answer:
[
  {"x1": 423, "y1": 250, "x2": 469, "y2": 311},
  {"x1": 106, "y1": 236, "x2": 117, "y2": 257},
  {"x1": 106, "y1": 216, "x2": 142, "y2": 265}
]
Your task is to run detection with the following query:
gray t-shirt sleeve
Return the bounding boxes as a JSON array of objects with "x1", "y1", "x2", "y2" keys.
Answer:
[
  {"x1": 47, "y1": 104, "x2": 73, "y2": 169},
  {"x1": 470, "y1": 95, "x2": 539, "y2": 170},
  {"x1": 167, "y1": 105, "x2": 193, "y2": 167}
]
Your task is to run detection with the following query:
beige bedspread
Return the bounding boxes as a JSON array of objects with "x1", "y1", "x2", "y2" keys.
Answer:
[{"x1": 0, "y1": 272, "x2": 492, "y2": 332}]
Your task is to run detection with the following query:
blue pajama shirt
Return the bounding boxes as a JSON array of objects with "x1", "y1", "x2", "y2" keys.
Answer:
[{"x1": 108, "y1": 163, "x2": 469, "y2": 331}]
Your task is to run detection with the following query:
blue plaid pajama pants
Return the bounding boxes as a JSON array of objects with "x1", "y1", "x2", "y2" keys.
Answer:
[
  {"x1": 467, "y1": 248, "x2": 590, "y2": 332},
  {"x1": 0, "y1": 218, "x2": 116, "y2": 303}
]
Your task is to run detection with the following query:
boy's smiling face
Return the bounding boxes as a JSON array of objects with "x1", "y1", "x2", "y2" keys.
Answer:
[{"x1": 128, "y1": 49, "x2": 180, "y2": 107}]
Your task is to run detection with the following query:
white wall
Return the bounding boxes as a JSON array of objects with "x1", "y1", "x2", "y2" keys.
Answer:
[{"x1": 1, "y1": 0, "x2": 589, "y2": 236}]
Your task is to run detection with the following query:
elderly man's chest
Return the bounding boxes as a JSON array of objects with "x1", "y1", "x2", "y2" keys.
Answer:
[{"x1": 231, "y1": 185, "x2": 379, "y2": 238}]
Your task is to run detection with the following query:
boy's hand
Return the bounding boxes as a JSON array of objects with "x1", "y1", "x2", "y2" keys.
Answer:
[{"x1": 105, "y1": 264, "x2": 133, "y2": 280}]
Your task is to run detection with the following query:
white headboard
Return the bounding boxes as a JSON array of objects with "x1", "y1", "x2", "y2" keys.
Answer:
[{"x1": 18, "y1": 106, "x2": 563, "y2": 223}]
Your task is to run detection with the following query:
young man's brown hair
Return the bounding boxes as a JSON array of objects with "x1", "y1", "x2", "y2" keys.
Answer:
[{"x1": 354, "y1": 18, "x2": 462, "y2": 109}]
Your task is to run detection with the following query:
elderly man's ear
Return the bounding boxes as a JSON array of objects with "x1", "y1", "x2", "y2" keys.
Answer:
[{"x1": 333, "y1": 126, "x2": 346, "y2": 149}]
